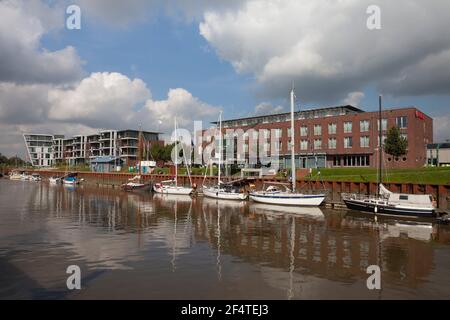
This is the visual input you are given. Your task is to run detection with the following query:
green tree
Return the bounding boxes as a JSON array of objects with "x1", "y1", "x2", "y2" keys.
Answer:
[
  {"x1": 384, "y1": 126, "x2": 408, "y2": 158},
  {"x1": 150, "y1": 143, "x2": 174, "y2": 162}
]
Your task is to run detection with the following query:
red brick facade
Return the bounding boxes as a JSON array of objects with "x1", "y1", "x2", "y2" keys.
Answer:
[{"x1": 205, "y1": 106, "x2": 433, "y2": 169}]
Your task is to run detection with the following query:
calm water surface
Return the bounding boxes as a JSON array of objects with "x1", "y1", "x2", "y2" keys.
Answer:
[{"x1": 1, "y1": 179, "x2": 449, "y2": 299}]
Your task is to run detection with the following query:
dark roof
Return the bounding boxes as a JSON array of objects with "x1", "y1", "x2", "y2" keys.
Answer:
[
  {"x1": 427, "y1": 143, "x2": 450, "y2": 149},
  {"x1": 212, "y1": 105, "x2": 364, "y2": 124},
  {"x1": 91, "y1": 156, "x2": 123, "y2": 163}
]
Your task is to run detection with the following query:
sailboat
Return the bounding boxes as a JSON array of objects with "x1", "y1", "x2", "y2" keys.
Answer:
[
  {"x1": 249, "y1": 87, "x2": 326, "y2": 206},
  {"x1": 202, "y1": 112, "x2": 248, "y2": 200},
  {"x1": 121, "y1": 128, "x2": 152, "y2": 192},
  {"x1": 153, "y1": 118, "x2": 194, "y2": 195},
  {"x1": 342, "y1": 96, "x2": 436, "y2": 218}
]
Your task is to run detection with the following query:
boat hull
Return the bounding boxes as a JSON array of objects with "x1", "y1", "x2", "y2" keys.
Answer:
[
  {"x1": 153, "y1": 185, "x2": 193, "y2": 195},
  {"x1": 203, "y1": 187, "x2": 247, "y2": 200},
  {"x1": 343, "y1": 199, "x2": 436, "y2": 218},
  {"x1": 122, "y1": 183, "x2": 152, "y2": 192},
  {"x1": 249, "y1": 192, "x2": 325, "y2": 206}
]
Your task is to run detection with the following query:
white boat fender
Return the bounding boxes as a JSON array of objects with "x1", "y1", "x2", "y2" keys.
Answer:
[{"x1": 374, "y1": 206, "x2": 378, "y2": 213}]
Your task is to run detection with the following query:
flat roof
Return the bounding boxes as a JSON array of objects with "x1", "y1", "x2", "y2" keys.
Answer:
[
  {"x1": 213, "y1": 105, "x2": 432, "y2": 124},
  {"x1": 213, "y1": 105, "x2": 364, "y2": 124},
  {"x1": 428, "y1": 143, "x2": 450, "y2": 149}
]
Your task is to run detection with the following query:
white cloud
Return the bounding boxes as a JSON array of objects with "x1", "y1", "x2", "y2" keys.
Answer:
[
  {"x1": 434, "y1": 116, "x2": 450, "y2": 142},
  {"x1": 253, "y1": 102, "x2": 284, "y2": 116},
  {"x1": 0, "y1": 0, "x2": 84, "y2": 84},
  {"x1": 0, "y1": 72, "x2": 221, "y2": 156},
  {"x1": 199, "y1": 0, "x2": 450, "y2": 102},
  {"x1": 342, "y1": 92, "x2": 365, "y2": 107}
]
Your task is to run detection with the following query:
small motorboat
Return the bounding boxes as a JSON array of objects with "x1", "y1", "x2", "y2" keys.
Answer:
[
  {"x1": 49, "y1": 176, "x2": 62, "y2": 184},
  {"x1": 437, "y1": 213, "x2": 450, "y2": 225},
  {"x1": 9, "y1": 170, "x2": 24, "y2": 180},
  {"x1": 30, "y1": 173, "x2": 41, "y2": 181},
  {"x1": 63, "y1": 173, "x2": 83, "y2": 185},
  {"x1": 121, "y1": 175, "x2": 152, "y2": 192},
  {"x1": 21, "y1": 173, "x2": 32, "y2": 181}
]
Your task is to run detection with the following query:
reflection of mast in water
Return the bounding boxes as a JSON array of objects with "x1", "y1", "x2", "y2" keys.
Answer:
[
  {"x1": 288, "y1": 216, "x2": 296, "y2": 300},
  {"x1": 216, "y1": 203, "x2": 222, "y2": 281},
  {"x1": 375, "y1": 218, "x2": 383, "y2": 300},
  {"x1": 172, "y1": 199, "x2": 178, "y2": 272}
]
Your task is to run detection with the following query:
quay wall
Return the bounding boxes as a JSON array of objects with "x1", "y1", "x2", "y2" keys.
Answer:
[{"x1": 13, "y1": 170, "x2": 450, "y2": 212}]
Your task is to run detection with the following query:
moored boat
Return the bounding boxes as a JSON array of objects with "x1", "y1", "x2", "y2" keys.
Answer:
[
  {"x1": 49, "y1": 176, "x2": 62, "y2": 184},
  {"x1": 30, "y1": 173, "x2": 41, "y2": 181},
  {"x1": 248, "y1": 87, "x2": 325, "y2": 207},
  {"x1": 341, "y1": 96, "x2": 436, "y2": 218},
  {"x1": 121, "y1": 175, "x2": 152, "y2": 192}
]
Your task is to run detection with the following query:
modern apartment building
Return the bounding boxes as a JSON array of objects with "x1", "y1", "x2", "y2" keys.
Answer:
[
  {"x1": 207, "y1": 106, "x2": 433, "y2": 169},
  {"x1": 23, "y1": 129, "x2": 162, "y2": 168},
  {"x1": 23, "y1": 134, "x2": 54, "y2": 167}
]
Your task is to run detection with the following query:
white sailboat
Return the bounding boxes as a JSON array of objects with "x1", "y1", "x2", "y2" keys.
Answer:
[
  {"x1": 153, "y1": 118, "x2": 193, "y2": 195},
  {"x1": 202, "y1": 111, "x2": 248, "y2": 200},
  {"x1": 249, "y1": 86, "x2": 326, "y2": 206}
]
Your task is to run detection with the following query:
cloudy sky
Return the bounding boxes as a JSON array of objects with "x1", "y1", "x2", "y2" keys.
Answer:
[{"x1": 1, "y1": 0, "x2": 450, "y2": 157}]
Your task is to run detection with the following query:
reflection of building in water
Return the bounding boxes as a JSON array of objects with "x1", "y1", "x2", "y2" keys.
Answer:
[
  {"x1": 196, "y1": 203, "x2": 437, "y2": 291},
  {"x1": 26, "y1": 184, "x2": 443, "y2": 289},
  {"x1": 27, "y1": 184, "x2": 194, "y2": 270}
]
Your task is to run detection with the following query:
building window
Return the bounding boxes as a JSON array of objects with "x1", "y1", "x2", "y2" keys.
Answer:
[
  {"x1": 328, "y1": 123, "x2": 337, "y2": 135},
  {"x1": 263, "y1": 129, "x2": 270, "y2": 139},
  {"x1": 360, "y1": 120, "x2": 370, "y2": 132},
  {"x1": 344, "y1": 137, "x2": 353, "y2": 148},
  {"x1": 314, "y1": 139, "x2": 322, "y2": 150},
  {"x1": 344, "y1": 121, "x2": 353, "y2": 133},
  {"x1": 396, "y1": 116, "x2": 408, "y2": 128},
  {"x1": 378, "y1": 135, "x2": 387, "y2": 147},
  {"x1": 328, "y1": 138, "x2": 337, "y2": 149},
  {"x1": 360, "y1": 136, "x2": 370, "y2": 148},
  {"x1": 300, "y1": 125, "x2": 308, "y2": 137},
  {"x1": 287, "y1": 128, "x2": 292, "y2": 137},
  {"x1": 377, "y1": 119, "x2": 387, "y2": 131},
  {"x1": 274, "y1": 128, "x2": 282, "y2": 138},
  {"x1": 300, "y1": 140, "x2": 308, "y2": 151},
  {"x1": 314, "y1": 124, "x2": 322, "y2": 136}
]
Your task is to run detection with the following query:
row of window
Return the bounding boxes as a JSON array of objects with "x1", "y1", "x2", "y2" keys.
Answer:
[
  {"x1": 245, "y1": 117, "x2": 407, "y2": 139},
  {"x1": 236, "y1": 133, "x2": 407, "y2": 151}
]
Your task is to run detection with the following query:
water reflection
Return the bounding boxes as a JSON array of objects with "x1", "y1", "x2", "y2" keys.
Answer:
[{"x1": 0, "y1": 180, "x2": 449, "y2": 299}]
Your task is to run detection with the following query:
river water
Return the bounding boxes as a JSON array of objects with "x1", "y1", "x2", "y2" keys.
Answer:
[{"x1": 0, "y1": 179, "x2": 449, "y2": 299}]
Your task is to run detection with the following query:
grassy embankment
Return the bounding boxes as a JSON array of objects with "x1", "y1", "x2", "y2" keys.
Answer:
[{"x1": 307, "y1": 167, "x2": 450, "y2": 185}]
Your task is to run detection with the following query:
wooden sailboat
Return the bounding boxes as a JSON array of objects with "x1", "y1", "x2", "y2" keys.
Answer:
[
  {"x1": 342, "y1": 96, "x2": 436, "y2": 218},
  {"x1": 202, "y1": 111, "x2": 248, "y2": 200},
  {"x1": 153, "y1": 118, "x2": 194, "y2": 195},
  {"x1": 249, "y1": 86, "x2": 326, "y2": 206}
]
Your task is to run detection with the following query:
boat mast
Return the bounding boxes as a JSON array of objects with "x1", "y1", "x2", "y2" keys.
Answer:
[
  {"x1": 218, "y1": 111, "x2": 222, "y2": 187},
  {"x1": 290, "y1": 86, "x2": 296, "y2": 192},
  {"x1": 174, "y1": 118, "x2": 178, "y2": 187},
  {"x1": 377, "y1": 95, "x2": 382, "y2": 197},
  {"x1": 138, "y1": 125, "x2": 142, "y2": 176}
]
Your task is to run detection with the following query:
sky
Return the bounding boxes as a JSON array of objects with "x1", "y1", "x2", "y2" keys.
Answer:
[{"x1": 0, "y1": 0, "x2": 450, "y2": 157}]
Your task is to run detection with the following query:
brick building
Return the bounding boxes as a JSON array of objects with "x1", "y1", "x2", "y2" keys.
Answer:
[{"x1": 207, "y1": 105, "x2": 433, "y2": 169}]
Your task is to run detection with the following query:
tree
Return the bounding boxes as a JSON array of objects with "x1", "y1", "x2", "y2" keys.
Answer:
[
  {"x1": 150, "y1": 143, "x2": 174, "y2": 162},
  {"x1": 384, "y1": 126, "x2": 408, "y2": 158}
]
